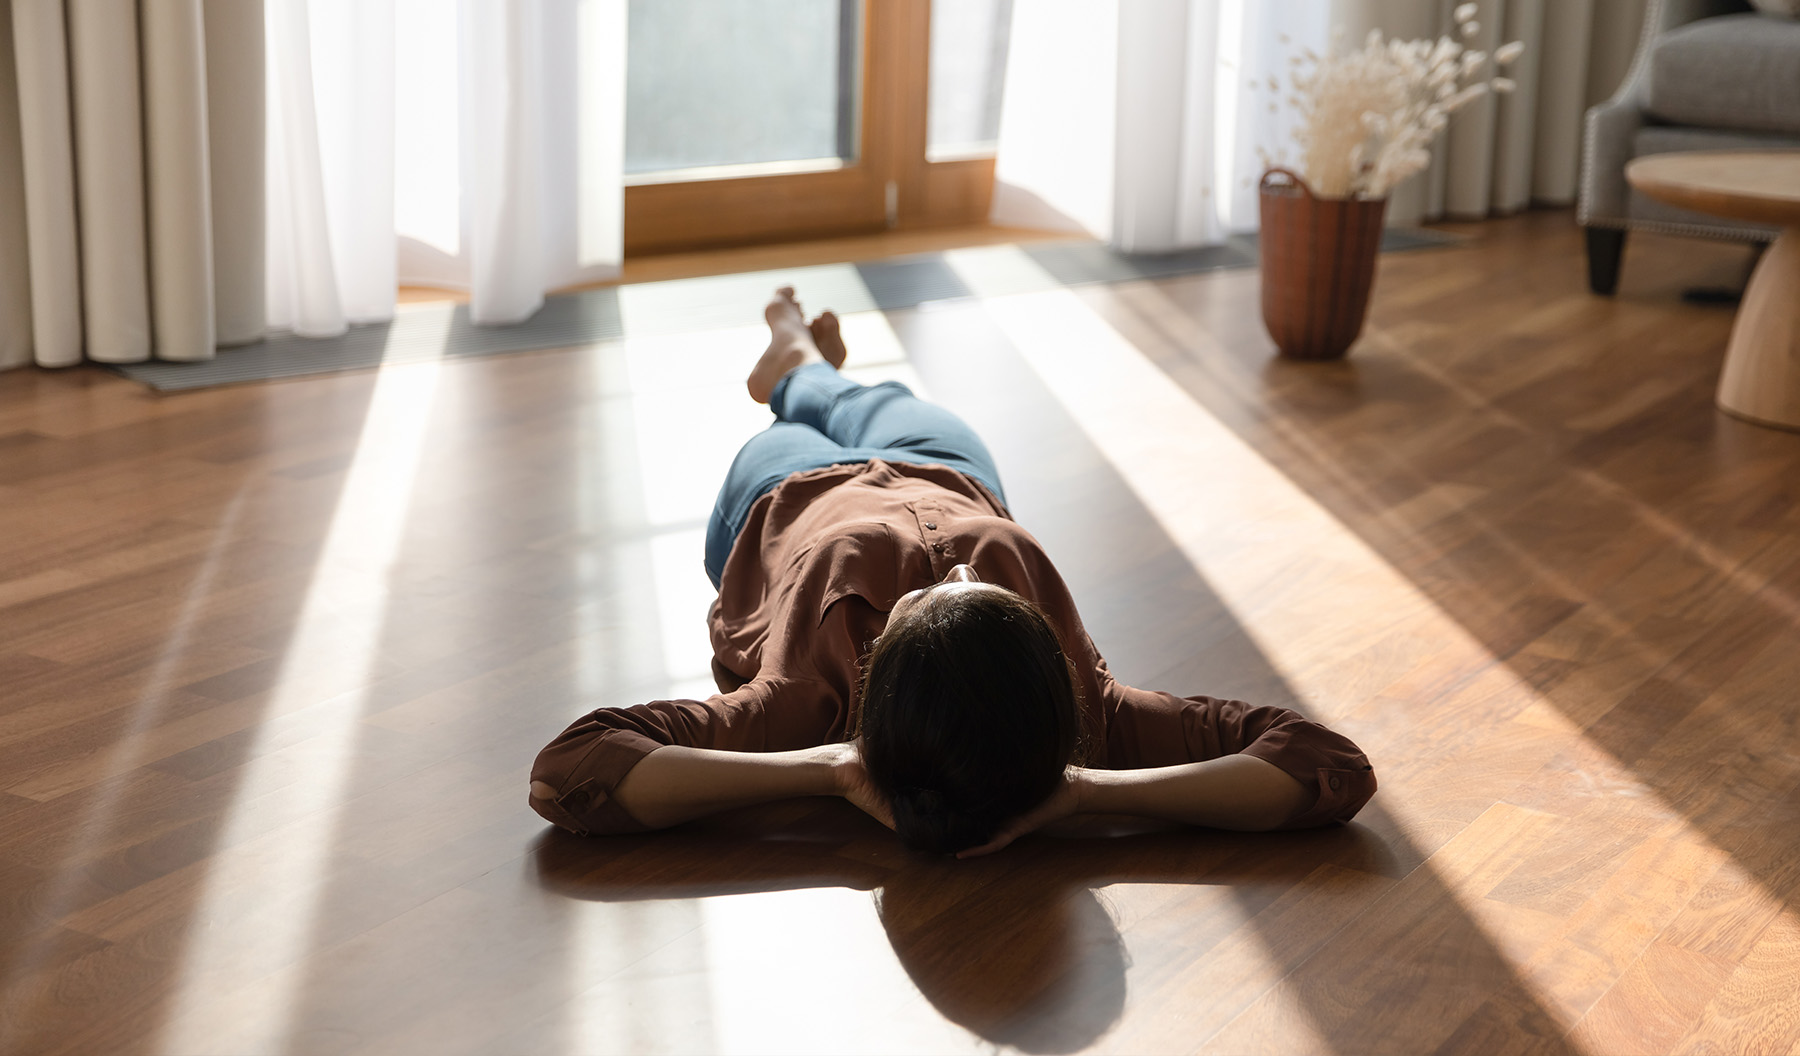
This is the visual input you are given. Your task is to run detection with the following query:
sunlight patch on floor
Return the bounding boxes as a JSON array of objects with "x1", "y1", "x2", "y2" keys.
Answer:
[
  {"x1": 556, "y1": 898, "x2": 717, "y2": 1053},
  {"x1": 698, "y1": 889, "x2": 978, "y2": 1053},
  {"x1": 558, "y1": 888, "x2": 986, "y2": 1055},
  {"x1": 942, "y1": 245, "x2": 1797, "y2": 1043},
  {"x1": 157, "y1": 326, "x2": 450, "y2": 1054},
  {"x1": 614, "y1": 265, "x2": 882, "y2": 340},
  {"x1": 648, "y1": 527, "x2": 721, "y2": 699}
]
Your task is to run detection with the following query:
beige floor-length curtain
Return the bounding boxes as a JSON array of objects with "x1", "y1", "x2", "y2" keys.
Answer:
[
  {"x1": 1331, "y1": 0, "x2": 1648, "y2": 224},
  {"x1": 0, "y1": 0, "x2": 265, "y2": 370}
]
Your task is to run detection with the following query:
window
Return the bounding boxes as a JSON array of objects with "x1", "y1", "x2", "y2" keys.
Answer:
[{"x1": 623, "y1": 0, "x2": 1011, "y2": 255}]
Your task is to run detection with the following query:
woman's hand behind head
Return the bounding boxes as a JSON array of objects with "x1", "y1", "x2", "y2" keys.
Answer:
[
  {"x1": 955, "y1": 768, "x2": 1086, "y2": 858},
  {"x1": 826, "y1": 740, "x2": 895, "y2": 830}
]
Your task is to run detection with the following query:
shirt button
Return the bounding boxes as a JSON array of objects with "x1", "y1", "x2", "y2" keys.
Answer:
[
  {"x1": 1328, "y1": 775, "x2": 1342, "y2": 791},
  {"x1": 924, "y1": 522, "x2": 937, "y2": 530},
  {"x1": 932, "y1": 543, "x2": 946, "y2": 554}
]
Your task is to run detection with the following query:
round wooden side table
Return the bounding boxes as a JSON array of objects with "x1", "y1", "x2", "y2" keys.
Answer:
[{"x1": 1625, "y1": 151, "x2": 1800, "y2": 430}]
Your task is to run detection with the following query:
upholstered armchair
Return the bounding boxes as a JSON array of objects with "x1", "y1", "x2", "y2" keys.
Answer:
[{"x1": 1579, "y1": 0, "x2": 1800, "y2": 294}]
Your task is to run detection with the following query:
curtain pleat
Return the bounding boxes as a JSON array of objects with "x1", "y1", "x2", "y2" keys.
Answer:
[
  {"x1": 3, "y1": 0, "x2": 266, "y2": 370},
  {"x1": 204, "y1": 0, "x2": 267, "y2": 347},
  {"x1": 11, "y1": 0, "x2": 84, "y2": 368},
  {"x1": 265, "y1": 0, "x2": 346, "y2": 338},
  {"x1": 993, "y1": 0, "x2": 1334, "y2": 250},
  {"x1": 1330, "y1": 0, "x2": 1437, "y2": 224},
  {"x1": 1113, "y1": 0, "x2": 1200, "y2": 252},
  {"x1": 262, "y1": 0, "x2": 398, "y2": 339},
  {"x1": 1108, "y1": 0, "x2": 1240, "y2": 251},
  {"x1": 992, "y1": 0, "x2": 1648, "y2": 241},
  {"x1": 1532, "y1": 0, "x2": 1594, "y2": 203},
  {"x1": 550, "y1": 0, "x2": 620, "y2": 276},
  {"x1": 5, "y1": 0, "x2": 626, "y2": 369},
  {"x1": 309, "y1": 0, "x2": 394, "y2": 324},
  {"x1": 1172, "y1": 1, "x2": 1223, "y2": 247},
  {"x1": 1441, "y1": 0, "x2": 1502, "y2": 217},
  {"x1": 465, "y1": 0, "x2": 547, "y2": 325},
  {"x1": 990, "y1": 0, "x2": 1121, "y2": 239},
  {"x1": 0, "y1": 1, "x2": 33, "y2": 370},
  {"x1": 435, "y1": 0, "x2": 620, "y2": 324},
  {"x1": 68, "y1": 0, "x2": 152, "y2": 363},
  {"x1": 143, "y1": 0, "x2": 216, "y2": 362},
  {"x1": 353, "y1": 0, "x2": 623, "y2": 322},
  {"x1": 1401, "y1": 0, "x2": 1644, "y2": 221},
  {"x1": 1491, "y1": 0, "x2": 1544, "y2": 212}
]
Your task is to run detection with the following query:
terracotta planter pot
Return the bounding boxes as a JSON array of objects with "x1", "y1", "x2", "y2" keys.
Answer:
[{"x1": 1257, "y1": 168, "x2": 1388, "y2": 361}]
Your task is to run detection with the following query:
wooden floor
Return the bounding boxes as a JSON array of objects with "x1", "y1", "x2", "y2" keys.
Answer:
[{"x1": 3, "y1": 210, "x2": 1797, "y2": 1054}]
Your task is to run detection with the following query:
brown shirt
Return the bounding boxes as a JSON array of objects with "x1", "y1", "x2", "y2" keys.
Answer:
[{"x1": 530, "y1": 459, "x2": 1376, "y2": 835}]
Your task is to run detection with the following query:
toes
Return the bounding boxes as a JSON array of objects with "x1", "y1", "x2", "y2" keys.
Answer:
[
  {"x1": 769, "y1": 286, "x2": 805, "y2": 321},
  {"x1": 810, "y1": 310, "x2": 847, "y2": 367}
]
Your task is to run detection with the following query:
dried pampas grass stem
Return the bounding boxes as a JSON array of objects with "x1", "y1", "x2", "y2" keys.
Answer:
[{"x1": 1256, "y1": 5, "x2": 1524, "y2": 199}]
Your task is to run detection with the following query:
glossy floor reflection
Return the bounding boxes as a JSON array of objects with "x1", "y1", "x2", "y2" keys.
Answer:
[
  {"x1": 4, "y1": 212, "x2": 1798, "y2": 1053},
  {"x1": 529, "y1": 802, "x2": 1397, "y2": 1054}
]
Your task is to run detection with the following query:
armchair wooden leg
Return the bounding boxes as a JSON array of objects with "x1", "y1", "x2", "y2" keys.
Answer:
[{"x1": 1585, "y1": 227, "x2": 1627, "y2": 296}]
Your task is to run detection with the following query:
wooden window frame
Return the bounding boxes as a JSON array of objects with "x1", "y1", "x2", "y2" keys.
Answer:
[{"x1": 622, "y1": 0, "x2": 996, "y2": 256}]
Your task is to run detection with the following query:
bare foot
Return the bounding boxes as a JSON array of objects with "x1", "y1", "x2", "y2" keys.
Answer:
[
  {"x1": 809, "y1": 310, "x2": 847, "y2": 369},
  {"x1": 747, "y1": 287, "x2": 827, "y2": 403}
]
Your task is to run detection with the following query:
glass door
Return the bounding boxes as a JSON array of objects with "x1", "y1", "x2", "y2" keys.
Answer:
[
  {"x1": 623, "y1": 0, "x2": 1012, "y2": 255},
  {"x1": 623, "y1": 0, "x2": 886, "y2": 254}
]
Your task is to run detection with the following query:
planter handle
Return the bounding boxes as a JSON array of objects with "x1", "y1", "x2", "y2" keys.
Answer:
[
  {"x1": 1257, "y1": 169, "x2": 1388, "y2": 360},
  {"x1": 1260, "y1": 167, "x2": 1316, "y2": 199}
]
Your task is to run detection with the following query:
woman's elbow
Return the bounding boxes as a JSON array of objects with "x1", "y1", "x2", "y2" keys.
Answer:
[
  {"x1": 527, "y1": 775, "x2": 651, "y2": 836},
  {"x1": 528, "y1": 778, "x2": 589, "y2": 834}
]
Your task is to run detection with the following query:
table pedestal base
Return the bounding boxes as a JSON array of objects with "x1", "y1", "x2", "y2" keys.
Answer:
[{"x1": 1717, "y1": 228, "x2": 1800, "y2": 431}]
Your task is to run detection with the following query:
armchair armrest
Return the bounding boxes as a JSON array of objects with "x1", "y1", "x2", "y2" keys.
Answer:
[
  {"x1": 1578, "y1": 0, "x2": 1751, "y2": 226},
  {"x1": 1580, "y1": 96, "x2": 1647, "y2": 225}
]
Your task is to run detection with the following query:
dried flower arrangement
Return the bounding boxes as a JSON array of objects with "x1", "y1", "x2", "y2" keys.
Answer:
[{"x1": 1261, "y1": 4, "x2": 1526, "y2": 199}]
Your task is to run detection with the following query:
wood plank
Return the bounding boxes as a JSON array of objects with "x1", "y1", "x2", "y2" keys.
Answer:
[{"x1": 0, "y1": 211, "x2": 1796, "y2": 1053}]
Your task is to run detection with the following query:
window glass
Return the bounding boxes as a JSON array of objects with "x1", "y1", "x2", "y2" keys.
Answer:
[
  {"x1": 625, "y1": 0, "x2": 861, "y2": 178},
  {"x1": 927, "y1": 0, "x2": 1012, "y2": 160}
]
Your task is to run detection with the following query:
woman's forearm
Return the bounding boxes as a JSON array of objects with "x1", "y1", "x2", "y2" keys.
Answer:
[
  {"x1": 605, "y1": 744, "x2": 844, "y2": 829},
  {"x1": 1075, "y1": 754, "x2": 1312, "y2": 831}
]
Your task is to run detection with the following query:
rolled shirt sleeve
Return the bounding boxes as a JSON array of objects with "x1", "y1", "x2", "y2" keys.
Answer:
[
  {"x1": 1101, "y1": 682, "x2": 1376, "y2": 828},
  {"x1": 529, "y1": 704, "x2": 675, "y2": 834},
  {"x1": 529, "y1": 677, "x2": 846, "y2": 835}
]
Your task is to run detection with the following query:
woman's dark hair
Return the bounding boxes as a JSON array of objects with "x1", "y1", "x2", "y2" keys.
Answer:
[{"x1": 856, "y1": 586, "x2": 1082, "y2": 855}]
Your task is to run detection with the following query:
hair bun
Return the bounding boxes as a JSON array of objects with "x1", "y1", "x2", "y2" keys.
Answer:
[
  {"x1": 892, "y1": 786, "x2": 991, "y2": 854},
  {"x1": 898, "y1": 786, "x2": 947, "y2": 817}
]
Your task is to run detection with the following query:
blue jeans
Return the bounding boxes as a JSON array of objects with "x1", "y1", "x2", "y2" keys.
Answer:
[{"x1": 703, "y1": 363, "x2": 1007, "y2": 587}]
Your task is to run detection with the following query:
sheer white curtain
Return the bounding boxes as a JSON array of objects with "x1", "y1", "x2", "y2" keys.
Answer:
[
  {"x1": 390, "y1": 0, "x2": 625, "y2": 325},
  {"x1": 991, "y1": 0, "x2": 1645, "y2": 247},
  {"x1": 0, "y1": 0, "x2": 622, "y2": 373},
  {"x1": 991, "y1": 0, "x2": 1331, "y2": 252},
  {"x1": 265, "y1": 0, "x2": 395, "y2": 338},
  {"x1": 275, "y1": 0, "x2": 623, "y2": 332}
]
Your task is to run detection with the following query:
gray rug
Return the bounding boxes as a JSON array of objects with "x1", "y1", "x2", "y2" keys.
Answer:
[{"x1": 112, "y1": 230, "x2": 1459, "y2": 392}]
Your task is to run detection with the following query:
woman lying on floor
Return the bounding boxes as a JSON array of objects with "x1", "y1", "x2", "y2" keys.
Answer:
[{"x1": 529, "y1": 288, "x2": 1375, "y2": 857}]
